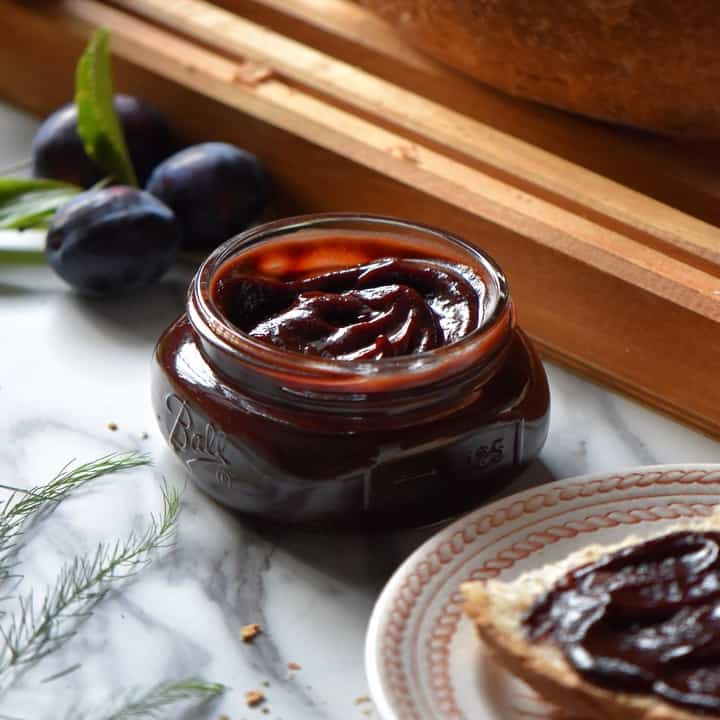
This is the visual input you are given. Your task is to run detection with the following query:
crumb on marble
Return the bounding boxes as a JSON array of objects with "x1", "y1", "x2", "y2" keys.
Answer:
[
  {"x1": 261, "y1": 679, "x2": 270, "y2": 687},
  {"x1": 261, "y1": 708, "x2": 270, "y2": 715},
  {"x1": 219, "y1": 715, "x2": 230, "y2": 720},
  {"x1": 287, "y1": 661, "x2": 301, "y2": 670},
  {"x1": 245, "y1": 690, "x2": 265, "y2": 707},
  {"x1": 107, "y1": 421, "x2": 118, "y2": 431},
  {"x1": 354, "y1": 696, "x2": 371, "y2": 705},
  {"x1": 241, "y1": 623, "x2": 261, "y2": 643},
  {"x1": 140, "y1": 431, "x2": 149, "y2": 440}
]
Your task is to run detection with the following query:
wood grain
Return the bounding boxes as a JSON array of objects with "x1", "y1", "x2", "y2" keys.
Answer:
[
  {"x1": 54, "y1": 0, "x2": 720, "y2": 323},
  {"x1": 218, "y1": 0, "x2": 720, "y2": 235},
  {"x1": 3, "y1": 0, "x2": 720, "y2": 437},
  {"x1": 107, "y1": 0, "x2": 720, "y2": 270}
]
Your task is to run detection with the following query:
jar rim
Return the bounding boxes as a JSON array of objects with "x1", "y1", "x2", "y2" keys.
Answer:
[{"x1": 189, "y1": 213, "x2": 512, "y2": 384}]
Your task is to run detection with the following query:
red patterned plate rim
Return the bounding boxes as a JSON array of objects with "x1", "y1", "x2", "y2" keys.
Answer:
[{"x1": 364, "y1": 464, "x2": 720, "y2": 720}]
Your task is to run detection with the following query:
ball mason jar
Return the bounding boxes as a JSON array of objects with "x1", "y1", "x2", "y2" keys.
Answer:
[{"x1": 151, "y1": 214, "x2": 550, "y2": 529}]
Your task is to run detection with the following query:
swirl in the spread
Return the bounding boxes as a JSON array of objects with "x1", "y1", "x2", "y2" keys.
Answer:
[
  {"x1": 524, "y1": 531, "x2": 720, "y2": 714},
  {"x1": 212, "y1": 257, "x2": 485, "y2": 360}
]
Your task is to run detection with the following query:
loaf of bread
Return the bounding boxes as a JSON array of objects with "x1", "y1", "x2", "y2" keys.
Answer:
[
  {"x1": 462, "y1": 510, "x2": 720, "y2": 720},
  {"x1": 356, "y1": 0, "x2": 720, "y2": 138}
]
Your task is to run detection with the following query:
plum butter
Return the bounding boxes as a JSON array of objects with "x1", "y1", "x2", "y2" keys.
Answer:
[
  {"x1": 151, "y1": 214, "x2": 550, "y2": 529},
  {"x1": 525, "y1": 531, "x2": 720, "y2": 714},
  {"x1": 212, "y1": 255, "x2": 486, "y2": 359}
]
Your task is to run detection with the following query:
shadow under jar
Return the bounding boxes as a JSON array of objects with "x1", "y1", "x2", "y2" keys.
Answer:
[{"x1": 152, "y1": 214, "x2": 550, "y2": 530}]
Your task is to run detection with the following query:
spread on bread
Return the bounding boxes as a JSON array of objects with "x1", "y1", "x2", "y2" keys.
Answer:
[{"x1": 524, "y1": 531, "x2": 720, "y2": 714}]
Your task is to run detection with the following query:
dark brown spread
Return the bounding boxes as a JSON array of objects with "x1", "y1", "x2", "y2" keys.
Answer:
[
  {"x1": 152, "y1": 218, "x2": 550, "y2": 528},
  {"x1": 211, "y1": 257, "x2": 485, "y2": 360},
  {"x1": 524, "y1": 530, "x2": 720, "y2": 714}
]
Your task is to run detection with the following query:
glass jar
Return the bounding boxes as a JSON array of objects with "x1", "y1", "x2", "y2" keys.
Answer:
[{"x1": 151, "y1": 214, "x2": 550, "y2": 529}]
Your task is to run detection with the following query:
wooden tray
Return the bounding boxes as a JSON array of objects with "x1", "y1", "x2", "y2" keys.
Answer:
[{"x1": 3, "y1": 0, "x2": 720, "y2": 436}]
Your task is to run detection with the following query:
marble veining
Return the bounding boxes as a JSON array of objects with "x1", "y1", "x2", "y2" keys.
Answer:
[{"x1": 2, "y1": 101, "x2": 720, "y2": 719}]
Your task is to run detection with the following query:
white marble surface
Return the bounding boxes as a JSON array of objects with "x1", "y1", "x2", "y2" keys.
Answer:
[{"x1": 1, "y1": 100, "x2": 720, "y2": 719}]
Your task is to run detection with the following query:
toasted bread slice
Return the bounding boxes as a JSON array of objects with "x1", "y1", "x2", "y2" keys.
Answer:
[{"x1": 462, "y1": 511, "x2": 720, "y2": 720}]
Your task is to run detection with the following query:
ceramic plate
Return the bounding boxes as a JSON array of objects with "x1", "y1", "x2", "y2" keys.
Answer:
[{"x1": 365, "y1": 464, "x2": 720, "y2": 720}]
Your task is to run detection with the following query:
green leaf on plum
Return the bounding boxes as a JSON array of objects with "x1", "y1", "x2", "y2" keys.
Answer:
[
  {"x1": 0, "y1": 178, "x2": 81, "y2": 230},
  {"x1": 75, "y1": 29, "x2": 138, "y2": 187}
]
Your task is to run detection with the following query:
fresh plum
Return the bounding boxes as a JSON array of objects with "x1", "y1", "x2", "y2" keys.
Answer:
[
  {"x1": 46, "y1": 186, "x2": 180, "y2": 294},
  {"x1": 145, "y1": 142, "x2": 271, "y2": 250},
  {"x1": 32, "y1": 95, "x2": 176, "y2": 187}
]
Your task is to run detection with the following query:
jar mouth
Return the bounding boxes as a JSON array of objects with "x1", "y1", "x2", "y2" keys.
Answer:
[{"x1": 190, "y1": 213, "x2": 512, "y2": 383}]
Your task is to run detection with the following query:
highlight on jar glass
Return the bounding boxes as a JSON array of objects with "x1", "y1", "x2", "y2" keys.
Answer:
[{"x1": 151, "y1": 214, "x2": 550, "y2": 529}]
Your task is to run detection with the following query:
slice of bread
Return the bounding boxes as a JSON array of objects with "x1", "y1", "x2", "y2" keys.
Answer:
[
  {"x1": 462, "y1": 511, "x2": 720, "y2": 720},
  {"x1": 357, "y1": 1, "x2": 720, "y2": 138}
]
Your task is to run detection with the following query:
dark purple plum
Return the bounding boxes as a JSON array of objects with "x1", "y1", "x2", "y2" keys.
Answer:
[
  {"x1": 145, "y1": 142, "x2": 271, "y2": 250},
  {"x1": 46, "y1": 187, "x2": 180, "y2": 294},
  {"x1": 32, "y1": 95, "x2": 176, "y2": 187}
]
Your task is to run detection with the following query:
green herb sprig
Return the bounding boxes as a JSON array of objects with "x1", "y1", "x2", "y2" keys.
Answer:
[
  {"x1": 0, "y1": 27, "x2": 135, "y2": 238},
  {"x1": 75, "y1": 29, "x2": 138, "y2": 188},
  {"x1": 75, "y1": 678, "x2": 226, "y2": 720},
  {"x1": 0, "y1": 453, "x2": 225, "y2": 718},
  {"x1": 0, "y1": 484, "x2": 179, "y2": 674},
  {"x1": 0, "y1": 179, "x2": 81, "y2": 232},
  {"x1": 0, "y1": 453, "x2": 148, "y2": 581}
]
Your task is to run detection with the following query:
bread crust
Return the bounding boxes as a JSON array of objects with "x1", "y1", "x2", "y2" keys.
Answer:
[
  {"x1": 462, "y1": 515, "x2": 720, "y2": 720},
  {"x1": 356, "y1": 0, "x2": 720, "y2": 138}
]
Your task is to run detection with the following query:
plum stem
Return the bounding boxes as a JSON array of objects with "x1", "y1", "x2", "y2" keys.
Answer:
[{"x1": 0, "y1": 248, "x2": 47, "y2": 265}]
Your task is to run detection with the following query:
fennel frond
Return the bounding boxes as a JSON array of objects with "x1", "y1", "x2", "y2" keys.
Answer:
[
  {"x1": 83, "y1": 678, "x2": 225, "y2": 720},
  {"x1": 0, "y1": 453, "x2": 150, "y2": 581},
  {"x1": 0, "y1": 483, "x2": 179, "y2": 675}
]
